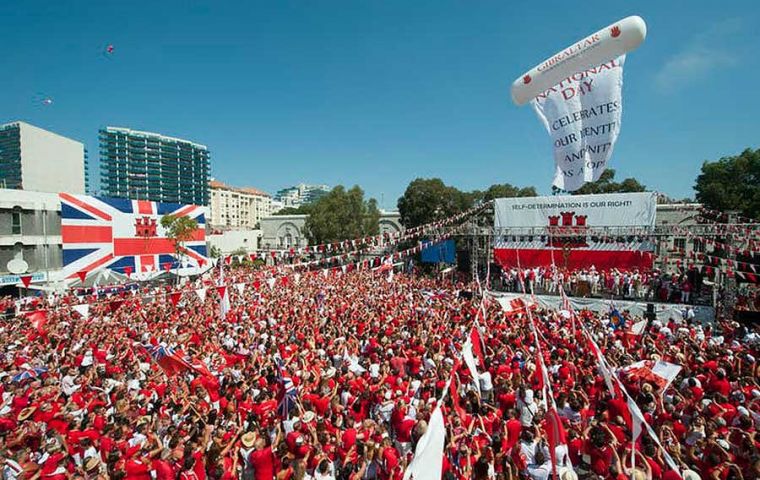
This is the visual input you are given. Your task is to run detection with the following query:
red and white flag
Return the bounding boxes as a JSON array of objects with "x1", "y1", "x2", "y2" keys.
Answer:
[
  {"x1": 403, "y1": 406, "x2": 446, "y2": 480},
  {"x1": 620, "y1": 360, "x2": 682, "y2": 392}
]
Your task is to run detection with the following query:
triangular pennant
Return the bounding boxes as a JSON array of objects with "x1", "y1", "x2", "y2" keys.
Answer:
[
  {"x1": 72, "y1": 304, "x2": 90, "y2": 319},
  {"x1": 196, "y1": 288, "x2": 207, "y2": 302},
  {"x1": 124, "y1": 265, "x2": 133, "y2": 277},
  {"x1": 169, "y1": 292, "x2": 182, "y2": 307},
  {"x1": 237, "y1": 255, "x2": 244, "y2": 263},
  {"x1": 235, "y1": 283, "x2": 245, "y2": 295},
  {"x1": 163, "y1": 262, "x2": 172, "y2": 272},
  {"x1": 252, "y1": 280, "x2": 261, "y2": 290},
  {"x1": 249, "y1": 253, "x2": 257, "y2": 262},
  {"x1": 19, "y1": 275, "x2": 33, "y2": 288},
  {"x1": 109, "y1": 299, "x2": 124, "y2": 313},
  {"x1": 76, "y1": 270, "x2": 88, "y2": 283},
  {"x1": 266, "y1": 277, "x2": 276, "y2": 289},
  {"x1": 216, "y1": 286, "x2": 227, "y2": 299},
  {"x1": 198, "y1": 258, "x2": 206, "y2": 268}
]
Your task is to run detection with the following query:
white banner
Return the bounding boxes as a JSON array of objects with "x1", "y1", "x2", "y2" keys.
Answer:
[
  {"x1": 494, "y1": 192, "x2": 656, "y2": 228},
  {"x1": 532, "y1": 55, "x2": 625, "y2": 192},
  {"x1": 403, "y1": 406, "x2": 446, "y2": 480}
]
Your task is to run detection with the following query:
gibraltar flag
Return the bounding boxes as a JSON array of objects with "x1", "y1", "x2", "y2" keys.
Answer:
[
  {"x1": 532, "y1": 56, "x2": 625, "y2": 191},
  {"x1": 620, "y1": 360, "x2": 682, "y2": 392}
]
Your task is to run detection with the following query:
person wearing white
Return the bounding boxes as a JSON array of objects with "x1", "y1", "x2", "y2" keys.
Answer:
[
  {"x1": 517, "y1": 389, "x2": 538, "y2": 427},
  {"x1": 479, "y1": 371, "x2": 493, "y2": 401},
  {"x1": 61, "y1": 369, "x2": 80, "y2": 396}
]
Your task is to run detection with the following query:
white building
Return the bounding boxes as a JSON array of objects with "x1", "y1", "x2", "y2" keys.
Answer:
[
  {"x1": 0, "y1": 121, "x2": 87, "y2": 194},
  {"x1": 274, "y1": 183, "x2": 330, "y2": 209},
  {"x1": 209, "y1": 180, "x2": 272, "y2": 230},
  {"x1": 206, "y1": 229, "x2": 261, "y2": 255},
  {"x1": 0, "y1": 189, "x2": 61, "y2": 290}
]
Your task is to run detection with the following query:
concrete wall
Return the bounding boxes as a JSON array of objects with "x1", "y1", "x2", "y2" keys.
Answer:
[
  {"x1": 19, "y1": 122, "x2": 85, "y2": 194},
  {"x1": 206, "y1": 229, "x2": 261, "y2": 254},
  {"x1": 260, "y1": 215, "x2": 308, "y2": 250},
  {"x1": 258, "y1": 212, "x2": 403, "y2": 250}
]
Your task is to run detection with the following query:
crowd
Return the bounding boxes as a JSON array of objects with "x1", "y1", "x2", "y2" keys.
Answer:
[
  {"x1": 498, "y1": 267, "x2": 706, "y2": 305},
  {"x1": 0, "y1": 265, "x2": 758, "y2": 480}
]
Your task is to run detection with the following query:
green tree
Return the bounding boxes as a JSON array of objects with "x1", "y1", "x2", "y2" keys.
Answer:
[
  {"x1": 694, "y1": 148, "x2": 760, "y2": 219},
  {"x1": 160, "y1": 214, "x2": 198, "y2": 273},
  {"x1": 397, "y1": 178, "x2": 473, "y2": 228},
  {"x1": 304, "y1": 185, "x2": 380, "y2": 244},
  {"x1": 554, "y1": 169, "x2": 647, "y2": 195},
  {"x1": 477, "y1": 183, "x2": 538, "y2": 202},
  {"x1": 273, "y1": 205, "x2": 313, "y2": 215}
]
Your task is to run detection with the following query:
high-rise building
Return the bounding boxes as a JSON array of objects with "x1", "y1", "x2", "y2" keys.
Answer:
[
  {"x1": 99, "y1": 127, "x2": 210, "y2": 205},
  {"x1": 274, "y1": 183, "x2": 330, "y2": 208},
  {"x1": 0, "y1": 121, "x2": 86, "y2": 194},
  {"x1": 209, "y1": 180, "x2": 272, "y2": 229}
]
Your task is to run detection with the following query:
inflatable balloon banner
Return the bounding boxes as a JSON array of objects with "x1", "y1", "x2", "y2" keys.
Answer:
[{"x1": 511, "y1": 16, "x2": 647, "y2": 192}]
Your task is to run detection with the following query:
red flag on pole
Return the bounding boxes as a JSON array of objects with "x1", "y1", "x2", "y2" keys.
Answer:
[
  {"x1": 19, "y1": 275, "x2": 33, "y2": 288},
  {"x1": 470, "y1": 327, "x2": 485, "y2": 367},
  {"x1": 26, "y1": 310, "x2": 48, "y2": 334},
  {"x1": 169, "y1": 292, "x2": 182, "y2": 306},
  {"x1": 76, "y1": 270, "x2": 88, "y2": 283},
  {"x1": 543, "y1": 406, "x2": 567, "y2": 478}
]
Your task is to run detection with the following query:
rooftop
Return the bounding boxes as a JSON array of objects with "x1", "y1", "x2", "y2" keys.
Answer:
[
  {"x1": 210, "y1": 179, "x2": 270, "y2": 197},
  {"x1": 102, "y1": 126, "x2": 208, "y2": 150}
]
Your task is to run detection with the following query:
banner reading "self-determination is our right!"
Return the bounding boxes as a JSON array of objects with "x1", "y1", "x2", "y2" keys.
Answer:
[{"x1": 493, "y1": 192, "x2": 656, "y2": 270}]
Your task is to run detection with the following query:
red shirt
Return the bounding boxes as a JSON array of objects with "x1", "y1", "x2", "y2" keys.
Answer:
[
  {"x1": 152, "y1": 459, "x2": 176, "y2": 480},
  {"x1": 124, "y1": 458, "x2": 152, "y2": 480},
  {"x1": 249, "y1": 447, "x2": 276, "y2": 480}
]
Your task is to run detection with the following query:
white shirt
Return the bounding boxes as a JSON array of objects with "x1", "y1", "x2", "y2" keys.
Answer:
[
  {"x1": 479, "y1": 371, "x2": 493, "y2": 392},
  {"x1": 62, "y1": 374, "x2": 80, "y2": 396}
]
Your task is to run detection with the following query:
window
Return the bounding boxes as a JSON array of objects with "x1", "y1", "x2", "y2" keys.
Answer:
[
  {"x1": 11, "y1": 208, "x2": 22, "y2": 235},
  {"x1": 674, "y1": 238, "x2": 686, "y2": 250},
  {"x1": 693, "y1": 239, "x2": 705, "y2": 253}
]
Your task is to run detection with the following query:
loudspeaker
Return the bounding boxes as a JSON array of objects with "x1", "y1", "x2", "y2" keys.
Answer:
[{"x1": 457, "y1": 249, "x2": 470, "y2": 273}]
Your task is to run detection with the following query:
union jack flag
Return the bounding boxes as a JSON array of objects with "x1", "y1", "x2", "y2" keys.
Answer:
[
  {"x1": 275, "y1": 357, "x2": 298, "y2": 419},
  {"x1": 142, "y1": 344, "x2": 193, "y2": 376},
  {"x1": 59, "y1": 194, "x2": 208, "y2": 279}
]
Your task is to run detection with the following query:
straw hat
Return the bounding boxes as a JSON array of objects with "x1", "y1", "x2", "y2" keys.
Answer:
[
  {"x1": 302, "y1": 411, "x2": 316, "y2": 423},
  {"x1": 18, "y1": 406, "x2": 36, "y2": 422},
  {"x1": 84, "y1": 456, "x2": 101, "y2": 472},
  {"x1": 241, "y1": 432, "x2": 256, "y2": 448},
  {"x1": 323, "y1": 367, "x2": 336, "y2": 379},
  {"x1": 559, "y1": 467, "x2": 578, "y2": 480},
  {"x1": 681, "y1": 470, "x2": 701, "y2": 480}
]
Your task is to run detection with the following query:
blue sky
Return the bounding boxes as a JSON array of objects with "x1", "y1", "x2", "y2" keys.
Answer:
[{"x1": 2, "y1": 1, "x2": 757, "y2": 209}]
